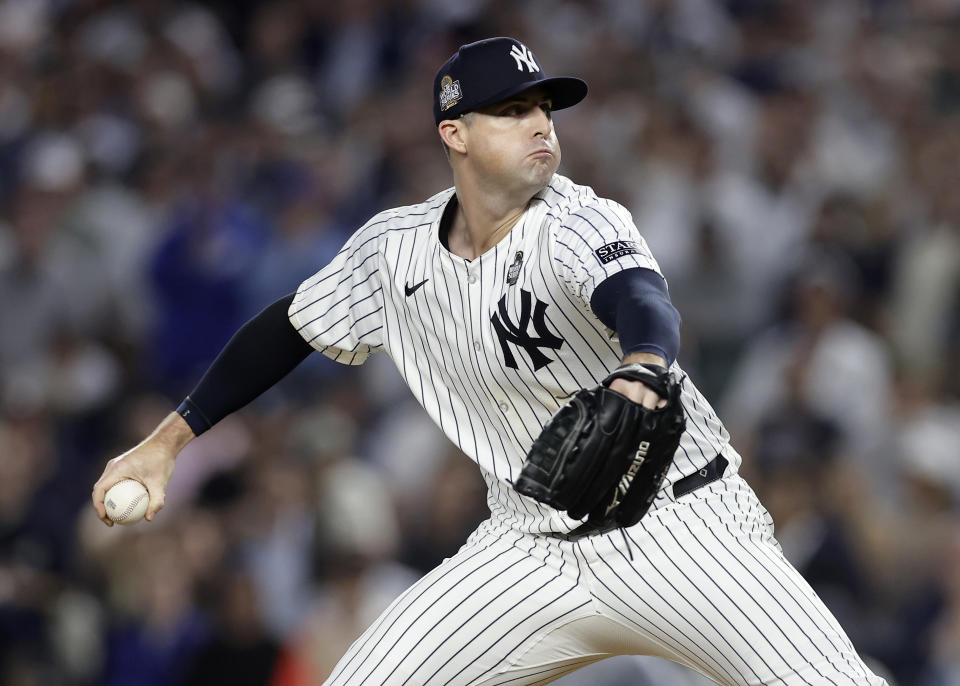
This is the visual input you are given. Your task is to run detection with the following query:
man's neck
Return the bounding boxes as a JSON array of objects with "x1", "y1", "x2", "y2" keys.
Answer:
[{"x1": 447, "y1": 176, "x2": 540, "y2": 261}]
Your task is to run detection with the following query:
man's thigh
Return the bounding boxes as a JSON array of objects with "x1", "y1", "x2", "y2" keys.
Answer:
[
  {"x1": 579, "y1": 475, "x2": 887, "y2": 686},
  {"x1": 323, "y1": 522, "x2": 599, "y2": 686}
]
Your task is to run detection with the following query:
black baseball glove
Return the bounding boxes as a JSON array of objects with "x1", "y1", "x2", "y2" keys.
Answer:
[{"x1": 513, "y1": 363, "x2": 686, "y2": 534}]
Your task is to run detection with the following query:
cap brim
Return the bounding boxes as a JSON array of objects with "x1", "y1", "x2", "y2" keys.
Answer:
[
  {"x1": 532, "y1": 76, "x2": 589, "y2": 111},
  {"x1": 441, "y1": 77, "x2": 588, "y2": 122}
]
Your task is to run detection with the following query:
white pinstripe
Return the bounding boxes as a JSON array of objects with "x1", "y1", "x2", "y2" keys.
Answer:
[
  {"x1": 290, "y1": 174, "x2": 886, "y2": 684},
  {"x1": 322, "y1": 477, "x2": 884, "y2": 685}
]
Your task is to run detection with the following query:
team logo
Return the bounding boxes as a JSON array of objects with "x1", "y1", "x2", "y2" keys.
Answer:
[
  {"x1": 509, "y1": 44, "x2": 540, "y2": 73},
  {"x1": 439, "y1": 75, "x2": 462, "y2": 111},
  {"x1": 490, "y1": 290, "x2": 563, "y2": 370},
  {"x1": 594, "y1": 240, "x2": 640, "y2": 264}
]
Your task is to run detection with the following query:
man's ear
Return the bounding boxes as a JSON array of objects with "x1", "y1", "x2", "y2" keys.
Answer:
[{"x1": 438, "y1": 119, "x2": 468, "y2": 155}]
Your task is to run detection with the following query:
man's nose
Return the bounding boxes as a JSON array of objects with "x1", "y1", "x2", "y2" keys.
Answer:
[{"x1": 529, "y1": 108, "x2": 550, "y2": 137}]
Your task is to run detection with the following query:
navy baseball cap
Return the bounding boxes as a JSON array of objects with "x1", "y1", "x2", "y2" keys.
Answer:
[{"x1": 434, "y1": 37, "x2": 588, "y2": 125}]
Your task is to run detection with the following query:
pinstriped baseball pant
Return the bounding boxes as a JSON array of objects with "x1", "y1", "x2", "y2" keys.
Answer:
[{"x1": 324, "y1": 475, "x2": 887, "y2": 686}]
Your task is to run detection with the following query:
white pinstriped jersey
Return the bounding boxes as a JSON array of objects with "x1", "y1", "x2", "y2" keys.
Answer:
[{"x1": 290, "y1": 174, "x2": 740, "y2": 535}]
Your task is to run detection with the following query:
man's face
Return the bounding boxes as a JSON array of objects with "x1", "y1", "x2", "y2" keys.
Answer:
[{"x1": 460, "y1": 87, "x2": 561, "y2": 193}]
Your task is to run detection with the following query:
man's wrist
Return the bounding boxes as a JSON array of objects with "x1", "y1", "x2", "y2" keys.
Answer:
[
  {"x1": 620, "y1": 351, "x2": 666, "y2": 368},
  {"x1": 151, "y1": 411, "x2": 197, "y2": 454}
]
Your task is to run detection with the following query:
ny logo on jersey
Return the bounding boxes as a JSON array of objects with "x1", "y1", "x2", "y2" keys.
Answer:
[
  {"x1": 491, "y1": 290, "x2": 563, "y2": 370},
  {"x1": 509, "y1": 44, "x2": 540, "y2": 73}
]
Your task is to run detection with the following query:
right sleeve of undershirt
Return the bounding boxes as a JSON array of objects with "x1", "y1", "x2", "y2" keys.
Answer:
[{"x1": 288, "y1": 222, "x2": 385, "y2": 365}]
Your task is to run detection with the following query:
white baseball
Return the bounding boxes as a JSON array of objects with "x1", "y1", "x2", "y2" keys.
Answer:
[{"x1": 104, "y1": 479, "x2": 149, "y2": 525}]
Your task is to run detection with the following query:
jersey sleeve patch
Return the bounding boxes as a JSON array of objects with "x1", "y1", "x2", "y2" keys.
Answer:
[{"x1": 594, "y1": 241, "x2": 640, "y2": 264}]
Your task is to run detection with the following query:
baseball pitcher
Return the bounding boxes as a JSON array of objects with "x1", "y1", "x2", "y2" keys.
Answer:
[{"x1": 93, "y1": 37, "x2": 887, "y2": 686}]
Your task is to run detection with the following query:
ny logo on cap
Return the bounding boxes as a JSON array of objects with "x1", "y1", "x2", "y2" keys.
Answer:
[{"x1": 509, "y1": 44, "x2": 540, "y2": 73}]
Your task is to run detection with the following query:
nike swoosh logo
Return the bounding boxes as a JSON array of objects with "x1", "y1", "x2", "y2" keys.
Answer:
[{"x1": 404, "y1": 279, "x2": 429, "y2": 297}]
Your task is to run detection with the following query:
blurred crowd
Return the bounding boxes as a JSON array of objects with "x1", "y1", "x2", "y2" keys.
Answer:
[{"x1": 1, "y1": 0, "x2": 959, "y2": 684}]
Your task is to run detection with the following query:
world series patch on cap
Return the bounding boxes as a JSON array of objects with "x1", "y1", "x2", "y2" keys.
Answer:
[{"x1": 433, "y1": 37, "x2": 588, "y2": 125}]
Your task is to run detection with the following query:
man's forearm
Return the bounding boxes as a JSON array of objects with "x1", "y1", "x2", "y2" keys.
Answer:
[
  {"x1": 590, "y1": 268, "x2": 681, "y2": 366},
  {"x1": 176, "y1": 293, "x2": 314, "y2": 436}
]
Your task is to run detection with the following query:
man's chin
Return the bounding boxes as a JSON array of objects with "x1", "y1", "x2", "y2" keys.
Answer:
[
  {"x1": 519, "y1": 175, "x2": 551, "y2": 201},
  {"x1": 528, "y1": 159, "x2": 559, "y2": 188}
]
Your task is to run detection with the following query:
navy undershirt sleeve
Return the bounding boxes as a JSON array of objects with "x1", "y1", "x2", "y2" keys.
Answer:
[
  {"x1": 176, "y1": 293, "x2": 313, "y2": 436},
  {"x1": 589, "y1": 268, "x2": 682, "y2": 365}
]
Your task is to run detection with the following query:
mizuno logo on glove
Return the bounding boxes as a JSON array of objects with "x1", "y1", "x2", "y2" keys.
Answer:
[{"x1": 605, "y1": 441, "x2": 650, "y2": 515}]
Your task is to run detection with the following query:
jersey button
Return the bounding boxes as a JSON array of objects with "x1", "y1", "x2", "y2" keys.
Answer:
[
  {"x1": 499, "y1": 402, "x2": 509, "y2": 413},
  {"x1": 474, "y1": 340, "x2": 481, "y2": 351},
  {"x1": 468, "y1": 273, "x2": 477, "y2": 284}
]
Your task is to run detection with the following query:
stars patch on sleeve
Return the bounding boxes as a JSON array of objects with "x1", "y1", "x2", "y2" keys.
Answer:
[{"x1": 594, "y1": 241, "x2": 640, "y2": 264}]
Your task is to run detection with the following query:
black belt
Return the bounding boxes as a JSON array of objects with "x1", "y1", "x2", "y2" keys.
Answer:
[
  {"x1": 555, "y1": 453, "x2": 728, "y2": 541},
  {"x1": 672, "y1": 454, "x2": 728, "y2": 499}
]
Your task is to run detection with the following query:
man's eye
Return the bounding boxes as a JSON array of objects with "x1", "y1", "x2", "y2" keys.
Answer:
[{"x1": 500, "y1": 102, "x2": 551, "y2": 117}]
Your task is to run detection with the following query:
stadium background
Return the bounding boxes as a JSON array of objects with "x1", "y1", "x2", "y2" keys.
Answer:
[{"x1": 1, "y1": 0, "x2": 959, "y2": 684}]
